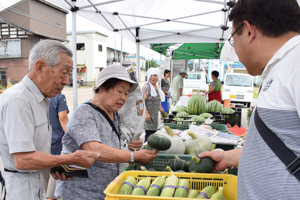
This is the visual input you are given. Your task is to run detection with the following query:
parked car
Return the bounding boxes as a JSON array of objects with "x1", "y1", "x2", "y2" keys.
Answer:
[
  {"x1": 222, "y1": 73, "x2": 253, "y2": 108},
  {"x1": 69, "y1": 77, "x2": 84, "y2": 87},
  {"x1": 183, "y1": 72, "x2": 209, "y2": 95}
]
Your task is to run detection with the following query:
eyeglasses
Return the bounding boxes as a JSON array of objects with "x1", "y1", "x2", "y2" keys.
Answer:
[{"x1": 228, "y1": 23, "x2": 244, "y2": 47}]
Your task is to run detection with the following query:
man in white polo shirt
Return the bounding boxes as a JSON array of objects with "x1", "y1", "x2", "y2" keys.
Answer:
[
  {"x1": 199, "y1": 0, "x2": 300, "y2": 199},
  {"x1": 0, "y1": 40, "x2": 100, "y2": 200}
]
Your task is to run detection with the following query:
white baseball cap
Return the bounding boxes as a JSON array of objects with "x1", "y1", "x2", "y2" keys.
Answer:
[{"x1": 93, "y1": 65, "x2": 138, "y2": 93}]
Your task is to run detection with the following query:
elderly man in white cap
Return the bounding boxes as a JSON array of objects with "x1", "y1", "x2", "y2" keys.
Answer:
[
  {"x1": 55, "y1": 65, "x2": 157, "y2": 200},
  {"x1": 171, "y1": 69, "x2": 187, "y2": 105}
]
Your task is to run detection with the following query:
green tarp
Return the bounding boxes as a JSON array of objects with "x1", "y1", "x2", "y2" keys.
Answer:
[{"x1": 150, "y1": 43, "x2": 224, "y2": 60}]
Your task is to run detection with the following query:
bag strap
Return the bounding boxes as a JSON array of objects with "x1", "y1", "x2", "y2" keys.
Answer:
[
  {"x1": 85, "y1": 102, "x2": 120, "y2": 141},
  {"x1": 254, "y1": 109, "x2": 300, "y2": 180}
]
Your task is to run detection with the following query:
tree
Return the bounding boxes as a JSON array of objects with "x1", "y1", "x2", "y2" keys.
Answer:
[{"x1": 145, "y1": 59, "x2": 158, "y2": 70}]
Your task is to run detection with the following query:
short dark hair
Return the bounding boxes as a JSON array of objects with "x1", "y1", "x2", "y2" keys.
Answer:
[
  {"x1": 95, "y1": 78, "x2": 130, "y2": 93},
  {"x1": 211, "y1": 71, "x2": 219, "y2": 78},
  {"x1": 229, "y1": 0, "x2": 300, "y2": 37},
  {"x1": 164, "y1": 69, "x2": 171, "y2": 76}
]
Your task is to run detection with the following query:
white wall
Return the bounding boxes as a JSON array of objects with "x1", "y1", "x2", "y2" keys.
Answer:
[{"x1": 67, "y1": 32, "x2": 107, "y2": 85}]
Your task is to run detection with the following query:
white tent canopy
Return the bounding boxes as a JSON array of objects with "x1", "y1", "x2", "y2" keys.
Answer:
[
  {"x1": 48, "y1": 0, "x2": 234, "y2": 109},
  {"x1": 50, "y1": 0, "x2": 233, "y2": 46}
]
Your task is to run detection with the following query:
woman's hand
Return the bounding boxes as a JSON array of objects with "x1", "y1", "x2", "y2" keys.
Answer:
[
  {"x1": 128, "y1": 137, "x2": 143, "y2": 151},
  {"x1": 146, "y1": 112, "x2": 151, "y2": 121}
]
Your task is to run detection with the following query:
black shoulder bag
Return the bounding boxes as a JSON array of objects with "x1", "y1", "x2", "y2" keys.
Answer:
[
  {"x1": 85, "y1": 102, "x2": 120, "y2": 141},
  {"x1": 254, "y1": 109, "x2": 300, "y2": 180}
]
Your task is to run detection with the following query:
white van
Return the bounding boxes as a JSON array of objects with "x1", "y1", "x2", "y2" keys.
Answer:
[
  {"x1": 222, "y1": 73, "x2": 253, "y2": 108},
  {"x1": 183, "y1": 72, "x2": 208, "y2": 95}
]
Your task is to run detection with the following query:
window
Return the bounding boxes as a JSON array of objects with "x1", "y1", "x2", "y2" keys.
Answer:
[
  {"x1": 0, "y1": 71, "x2": 6, "y2": 80},
  {"x1": 76, "y1": 43, "x2": 85, "y2": 50},
  {"x1": 98, "y1": 44, "x2": 102, "y2": 52},
  {"x1": 6, "y1": 39, "x2": 21, "y2": 57},
  {"x1": 0, "y1": 40, "x2": 21, "y2": 57},
  {"x1": 226, "y1": 75, "x2": 252, "y2": 87}
]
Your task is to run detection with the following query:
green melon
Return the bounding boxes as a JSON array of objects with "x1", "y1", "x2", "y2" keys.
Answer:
[
  {"x1": 206, "y1": 100, "x2": 223, "y2": 112},
  {"x1": 187, "y1": 94, "x2": 206, "y2": 115},
  {"x1": 201, "y1": 113, "x2": 213, "y2": 118},
  {"x1": 221, "y1": 107, "x2": 235, "y2": 114},
  {"x1": 176, "y1": 111, "x2": 190, "y2": 118}
]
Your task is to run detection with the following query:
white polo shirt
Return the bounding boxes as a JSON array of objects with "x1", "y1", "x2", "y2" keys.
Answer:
[
  {"x1": 0, "y1": 75, "x2": 51, "y2": 172},
  {"x1": 238, "y1": 35, "x2": 300, "y2": 199}
]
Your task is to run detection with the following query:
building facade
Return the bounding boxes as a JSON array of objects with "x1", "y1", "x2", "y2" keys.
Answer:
[
  {"x1": 67, "y1": 31, "x2": 108, "y2": 86},
  {"x1": 0, "y1": 0, "x2": 68, "y2": 87}
]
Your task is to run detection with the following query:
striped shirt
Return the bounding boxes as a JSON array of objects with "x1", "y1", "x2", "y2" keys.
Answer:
[{"x1": 238, "y1": 35, "x2": 300, "y2": 199}]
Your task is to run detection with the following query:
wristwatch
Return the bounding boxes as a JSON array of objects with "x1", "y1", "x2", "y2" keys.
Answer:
[{"x1": 130, "y1": 151, "x2": 135, "y2": 163}]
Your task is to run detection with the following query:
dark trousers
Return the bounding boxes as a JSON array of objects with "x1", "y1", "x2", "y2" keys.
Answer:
[{"x1": 145, "y1": 130, "x2": 156, "y2": 142}]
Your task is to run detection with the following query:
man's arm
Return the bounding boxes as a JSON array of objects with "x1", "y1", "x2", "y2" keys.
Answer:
[
  {"x1": 178, "y1": 88, "x2": 183, "y2": 97},
  {"x1": 12, "y1": 150, "x2": 100, "y2": 170},
  {"x1": 58, "y1": 110, "x2": 69, "y2": 133}
]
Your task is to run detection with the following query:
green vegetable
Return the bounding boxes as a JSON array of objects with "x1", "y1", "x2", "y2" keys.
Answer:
[
  {"x1": 166, "y1": 155, "x2": 189, "y2": 172},
  {"x1": 176, "y1": 111, "x2": 190, "y2": 118},
  {"x1": 184, "y1": 131, "x2": 212, "y2": 155},
  {"x1": 160, "y1": 173, "x2": 178, "y2": 197},
  {"x1": 196, "y1": 186, "x2": 216, "y2": 199},
  {"x1": 131, "y1": 177, "x2": 151, "y2": 195},
  {"x1": 187, "y1": 94, "x2": 206, "y2": 114},
  {"x1": 174, "y1": 179, "x2": 190, "y2": 197},
  {"x1": 147, "y1": 134, "x2": 171, "y2": 151},
  {"x1": 210, "y1": 187, "x2": 225, "y2": 200},
  {"x1": 187, "y1": 189, "x2": 199, "y2": 198},
  {"x1": 146, "y1": 175, "x2": 166, "y2": 196},
  {"x1": 118, "y1": 176, "x2": 137, "y2": 194},
  {"x1": 157, "y1": 126, "x2": 185, "y2": 154},
  {"x1": 189, "y1": 156, "x2": 215, "y2": 173},
  {"x1": 221, "y1": 107, "x2": 235, "y2": 114},
  {"x1": 206, "y1": 100, "x2": 223, "y2": 112}
]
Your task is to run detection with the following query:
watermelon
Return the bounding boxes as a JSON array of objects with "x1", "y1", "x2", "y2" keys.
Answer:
[
  {"x1": 173, "y1": 105, "x2": 188, "y2": 113},
  {"x1": 206, "y1": 100, "x2": 223, "y2": 112},
  {"x1": 191, "y1": 115, "x2": 205, "y2": 122},
  {"x1": 187, "y1": 94, "x2": 206, "y2": 115},
  {"x1": 228, "y1": 125, "x2": 247, "y2": 137},
  {"x1": 176, "y1": 111, "x2": 190, "y2": 118},
  {"x1": 201, "y1": 113, "x2": 213, "y2": 118},
  {"x1": 221, "y1": 107, "x2": 235, "y2": 114}
]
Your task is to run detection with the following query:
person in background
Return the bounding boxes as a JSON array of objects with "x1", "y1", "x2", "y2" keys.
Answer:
[
  {"x1": 199, "y1": 0, "x2": 300, "y2": 199},
  {"x1": 143, "y1": 68, "x2": 166, "y2": 142},
  {"x1": 171, "y1": 69, "x2": 187, "y2": 105},
  {"x1": 42, "y1": 93, "x2": 69, "y2": 200},
  {"x1": 161, "y1": 69, "x2": 171, "y2": 116},
  {"x1": 0, "y1": 155, "x2": 6, "y2": 200},
  {"x1": 0, "y1": 40, "x2": 100, "y2": 200},
  {"x1": 55, "y1": 65, "x2": 157, "y2": 199},
  {"x1": 205, "y1": 70, "x2": 222, "y2": 103}
]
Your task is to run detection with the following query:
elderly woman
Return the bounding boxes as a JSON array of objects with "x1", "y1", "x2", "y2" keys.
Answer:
[
  {"x1": 55, "y1": 65, "x2": 157, "y2": 200},
  {"x1": 143, "y1": 68, "x2": 166, "y2": 142}
]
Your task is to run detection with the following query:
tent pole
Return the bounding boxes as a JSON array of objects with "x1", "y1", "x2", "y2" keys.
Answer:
[
  {"x1": 120, "y1": 36, "x2": 123, "y2": 66},
  {"x1": 136, "y1": 42, "x2": 140, "y2": 83},
  {"x1": 72, "y1": 1, "x2": 78, "y2": 111}
]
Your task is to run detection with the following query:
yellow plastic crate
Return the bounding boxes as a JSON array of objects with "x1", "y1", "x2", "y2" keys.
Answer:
[{"x1": 104, "y1": 171, "x2": 237, "y2": 200}]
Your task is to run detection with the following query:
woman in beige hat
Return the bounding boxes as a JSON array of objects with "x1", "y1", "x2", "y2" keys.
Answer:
[{"x1": 55, "y1": 65, "x2": 157, "y2": 200}]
